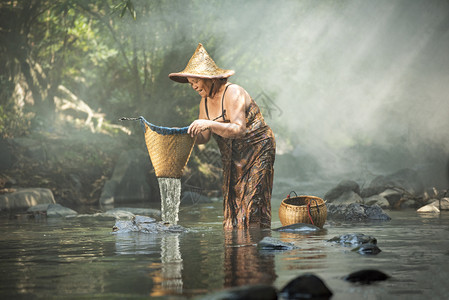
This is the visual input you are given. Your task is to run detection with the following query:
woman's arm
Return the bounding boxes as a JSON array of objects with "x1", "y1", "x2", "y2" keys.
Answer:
[{"x1": 188, "y1": 85, "x2": 247, "y2": 140}]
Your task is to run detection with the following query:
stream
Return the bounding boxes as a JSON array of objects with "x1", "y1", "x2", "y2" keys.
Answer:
[{"x1": 1, "y1": 200, "x2": 449, "y2": 299}]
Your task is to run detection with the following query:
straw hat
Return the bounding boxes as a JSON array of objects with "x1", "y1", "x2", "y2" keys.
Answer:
[{"x1": 169, "y1": 43, "x2": 235, "y2": 83}]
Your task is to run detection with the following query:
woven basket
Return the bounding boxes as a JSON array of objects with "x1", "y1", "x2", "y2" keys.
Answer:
[
  {"x1": 279, "y1": 194, "x2": 327, "y2": 228},
  {"x1": 142, "y1": 121, "x2": 195, "y2": 178}
]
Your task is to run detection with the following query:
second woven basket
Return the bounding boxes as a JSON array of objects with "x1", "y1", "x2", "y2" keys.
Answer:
[{"x1": 279, "y1": 195, "x2": 327, "y2": 228}]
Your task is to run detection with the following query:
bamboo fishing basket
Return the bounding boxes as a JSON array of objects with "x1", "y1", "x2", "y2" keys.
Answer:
[
  {"x1": 279, "y1": 194, "x2": 327, "y2": 228},
  {"x1": 139, "y1": 117, "x2": 195, "y2": 178}
]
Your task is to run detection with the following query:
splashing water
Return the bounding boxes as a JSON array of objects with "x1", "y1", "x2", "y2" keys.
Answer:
[{"x1": 158, "y1": 177, "x2": 182, "y2": 225}]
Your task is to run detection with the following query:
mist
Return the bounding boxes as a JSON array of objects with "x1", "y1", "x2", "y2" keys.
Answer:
[{"x1": 151, "y1": 0, "x2": 449, "y2": 185}]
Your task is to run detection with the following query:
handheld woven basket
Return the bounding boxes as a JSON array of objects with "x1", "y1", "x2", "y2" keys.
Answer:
[
  {"x1": 279, "y1": 193, "x2": 327, "y2": 228},
  {"x1": 120, "y1": 117, "x2": 196, "y2": 178}
]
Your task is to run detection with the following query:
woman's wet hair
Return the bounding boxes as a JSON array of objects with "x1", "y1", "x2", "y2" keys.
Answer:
[{"x1": 209, "y1": 78, "x2": 228, "y2": 97}]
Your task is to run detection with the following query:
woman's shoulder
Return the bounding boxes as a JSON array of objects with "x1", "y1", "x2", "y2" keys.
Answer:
[{"x1": 225, "y1": 83, "x2": 249, "y2": 100}]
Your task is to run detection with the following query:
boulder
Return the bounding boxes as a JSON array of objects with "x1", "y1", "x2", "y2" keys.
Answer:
[
  {"x1": 378, "y1": 189, "x2": 402, "y2": 207},
  {"x1": 332, "y1": 190, "x2": 363, "y2": 205},
  {"x1": 363, "y1": 195, "x2": 390, "y2": 208},
  {"x1": 352, "y1": 243, "x2": 382, "y2": 255},
  {"x1": 273, "y1": 223, "x2": 322, "y2": 233},
  {"x1": 326, "y1": 203, "x2": 391, "y2": 221},
  {"x1": 327, "y1": 233, "x2": 377, "y2": 246},
  {"x1": 0, "y1": 188, "x2": 56, "y2": 210},
  {"x1": 368, "y1": 168, "x2": 424, "y2": 196},
  {"x1": 258, "y1": 236, "x2": 299, "y2": 251},
  {"x1": 344, "y1": 269, "x2": 390, "y2": 284},
  {"x1": 112, "y1": 215, "x2": 187, "y2": 233},
  {"x1": 280, "y1": 274, "x2": 333, "y2": 300},
  {"x1": 417, "y1": 204, "x2": 440, "y2": 213},
  {"x1": 324, "y1": 180, "x2": 360, "y2": 202},
  {"x1": 47, "y1": 203, "x2": 78, "y2": 217}
]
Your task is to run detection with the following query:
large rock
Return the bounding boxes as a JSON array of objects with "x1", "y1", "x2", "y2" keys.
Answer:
[
  {"x1": 363, "y1": 194, "x2": 390, "y2": 208},
  {"x1": 46, "y1": 203, "x2": 78, "y2": 217},
  {"x1": 280, "y1": 274, "x2": 333, "y2": 300},
  {"x1": 367, "y1": 168, "x2": 424, "y2": 196},
  {"x1": 0, "y1": 188, "x2": 56, "y2": 210},
  {"x1": 324, "y1": 180, "x2": 360, "y2": 202},
  {"x1": 326, "y1": 203, "x2": 391, "y2": 221},
  {"x1": 100, "y1": 149, "x2": 157, "y2": 206},
  {"x1": 332, "y1": 190, "x2": 363, "y2": 205}
]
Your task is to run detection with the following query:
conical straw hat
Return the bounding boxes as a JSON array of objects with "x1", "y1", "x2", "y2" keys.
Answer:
[{"x1": 169, "y1": 43, "x2": 235, "y2": 83}]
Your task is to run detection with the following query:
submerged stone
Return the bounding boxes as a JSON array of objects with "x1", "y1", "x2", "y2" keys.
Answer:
[
  {"x1": 112, "y1": 215, "x2": 187, "y2": 233},
  {"x1": 280, "y1": 273, "x2": 333, "y2": 299},
  {"x1": 200, "y1": 284, "x2": 278, "y2": 300},
  {"x1": 273, "y1": 223, "x2": 322, "y2": 233},
  {"x1": 344, "y1": 269, "x2": 390, "y2": 284},
  {"x1": 258, "y1": 236, "x2": 298, "y2": 251},
  {"x1": 352, "y1": 243, "x2": 382, "y2": 255},
  {"x1": 327, "y1": 233, "x2": 377, "y2": 246}
]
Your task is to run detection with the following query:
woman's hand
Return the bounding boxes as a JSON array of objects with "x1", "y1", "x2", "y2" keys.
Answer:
[{"x1": 188, "y1": 119, "x2": 211, "y2": 137}]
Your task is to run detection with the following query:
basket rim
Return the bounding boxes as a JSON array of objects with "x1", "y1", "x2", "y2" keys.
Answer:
[{"x1": 281, "y1": 195, "x2": 326, "y2": 207}]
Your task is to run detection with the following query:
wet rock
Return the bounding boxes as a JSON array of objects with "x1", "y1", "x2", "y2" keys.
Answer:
[
  {"x1": 344, "y1": 269, "x2": 390, "y2": 284},
  {"x1": 328, "y1": 233, "x2": 377, "y2": 246},
  {"x1": 107, "y1": 207, "x2": 161, "y2": 218},
  {"x1": 324, "y1": 180, "x2": 360, "y2": 202},
  {"x1": 273, "y1": 223, "x2": 322, "y2": 233},
  {"x1": 280, "y1": 273, "x2": 333, "y2": 300},
  {"x1": 363, "y1": 194, "x2": 390, "y2": 208},
  {"x1": 258, "y1": 236, "x2": 299, "y2": 251},
  {"x1": 200, "y1": 284, "x2": 278, "y2": 300},
  {"x1": 112, "y1": 215, "x2": 187, "y2": 233},
  {"x1": 326, "y1": 203, "x2": 391, "y2": 221},
  {"x1": 424, "y1": 198, "x2": 449, "y2": 211},
  {"x1": 0, "y1": 188, "x2": 56, "y2": 210},
  {"x1": 73, "y1": 209, "x2": 136, "y2": 220},
  {"x1": 47, "y1": 203, "x2": 78, "y2": 217},
  {"x1": 352, "y1": 243, "x2": 382, "y2": 255}
]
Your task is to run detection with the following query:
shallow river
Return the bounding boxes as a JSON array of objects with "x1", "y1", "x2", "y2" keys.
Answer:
[{"x1": 1, "y1": 199, "x2": 449, "y2": 299}]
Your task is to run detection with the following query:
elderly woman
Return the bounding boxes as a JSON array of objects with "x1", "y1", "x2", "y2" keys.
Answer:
[{"x1": 169, "y1": 43, "x2": 276, "y2": 229}]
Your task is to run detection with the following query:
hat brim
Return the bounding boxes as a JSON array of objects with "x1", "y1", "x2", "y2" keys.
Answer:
[{"x1": 169, "y1": 70, "x2": 235, "y2": 84}]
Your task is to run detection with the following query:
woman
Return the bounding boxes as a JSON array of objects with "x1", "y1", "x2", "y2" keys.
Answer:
[{"x1": 169, "y1": 43, "x2": 276, "y2": 229}]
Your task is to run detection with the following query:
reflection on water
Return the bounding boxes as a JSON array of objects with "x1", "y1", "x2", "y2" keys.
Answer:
[
  {"x1": 1, "y1": 206, "x2": 449, "y2": 299},
  {"x1": 224, "y1": 229, "x2": 276, "y2": 287}
]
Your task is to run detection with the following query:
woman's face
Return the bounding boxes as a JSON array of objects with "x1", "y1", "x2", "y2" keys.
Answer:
[{"x1": 187, "y1": 78, "x2": 212, "y2": 98}]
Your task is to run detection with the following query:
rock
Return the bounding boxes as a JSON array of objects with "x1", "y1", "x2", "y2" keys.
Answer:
[
  {"x1": 364, "y1": 194, "x2": 390, "y2": 208},
  {"x1": 328, "y1": 233, "x2": 377, "y2": 246},
  {"x1": 344, "y1": 269, "x2": 390, "y2": 284},
  {"x1": 332, "y1": 190, "x2": 363, "y2": 205},
  {"x1": 324, "y1": 180, "x2": 360, "y2": 202},
  {"x1": 352, "y1": 243, "x2": 382, "y2": 255},
  {"x1": 107, "y1": 207, "x2": 161, "y2": 218},
  {"x1": 417, "y1": 204, "x2": 440, "y2": 213},
  {"x1": 46, "y1": 203, "x2": 78, "y2": 217},
  {"x1": 199, "y1": 284, "x2": 278, "y2": 300},
  {"x1": 368, "y1": 168, "x2": 424, "y2": 196},
  {"x1": 360, "y1": 186, "x2": 388, "y2": 198},
  {"x1": 273, "y1": 223, "x2": 322, "y2": 233},
  {"x1": 258, "y1": 236, "x2": 299, "y2": 251},
  {"x1": 430, "y1": 198, "x2": 449, "y2": 210},
  {"x1": 280, "y1": 274, "x2": 333, "y2": 300},
  {"x1": 112, "y1": 215, "x2": 187, "y2": 233},
  {"x1": 0, "y1": 188, "x2": 56, "y2": 210},
  {"x1": 378, "y1": 189, "x2": 402, "y2": 207},
  {"x1": 73, "y1": 210, "x2": 136, "y2": 220},
  {"x1": 327, "y1": 203, "x2": 391, "y2": 221}
]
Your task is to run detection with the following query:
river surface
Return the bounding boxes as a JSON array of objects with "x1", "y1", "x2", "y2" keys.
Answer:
[{"x1": 1, "y1": 199, "x2": 449, "y2": 299}]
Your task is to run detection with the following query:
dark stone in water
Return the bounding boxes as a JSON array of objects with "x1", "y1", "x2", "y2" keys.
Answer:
[
  {"x1": 258, "y1": 236, "x2": 298, "y2": 251},
  {"x1": 200, "y1": 284, "x2": 277, "y2": 300},
  {"x1": 351, "y1": 243, "x2": 382, "y2": 255},
  {"x1": 344, "y1": 269, "x2": 390, "y2": 284},
  {"x1": 112, "y1": 215, "x2": 187, "y2": 233},
  {"x1": 273, "y1": 223, "x2": 322, "y2": 233},
  {"x1": 327, "y1": 233, "x2": 377, "y2": 246},
  {"x1": 280, "y1": 273, "x2": 333, "y2": 299}
]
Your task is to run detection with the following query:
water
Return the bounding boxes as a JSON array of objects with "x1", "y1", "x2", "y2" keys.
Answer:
[
  {"x1": 158, "y1": 177, "x2": 182, "y2": 225},
  {"x1": 1, "y1": 202, "x2": 449, "y2": 299}
]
